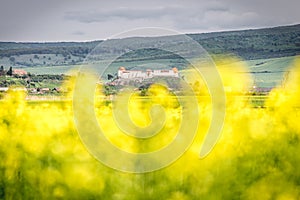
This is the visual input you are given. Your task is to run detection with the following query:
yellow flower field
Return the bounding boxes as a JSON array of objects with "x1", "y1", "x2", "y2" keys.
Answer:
[{"x1": 0, "y1": 57, "x2": 300, "y2": 199}]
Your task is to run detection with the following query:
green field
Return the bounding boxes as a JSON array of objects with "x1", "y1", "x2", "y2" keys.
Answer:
[
  {"x1": 245, "y1": 56, "x2": 297, "y2": 87},
  {"x1": 24, "y1": 58, "x2": 186, "y2": 77},
  {"x1": 23, "y1": 56, "x2": 298, "y2": 89}
]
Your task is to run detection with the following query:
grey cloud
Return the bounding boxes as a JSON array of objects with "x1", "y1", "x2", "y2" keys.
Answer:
[
  {"x1": 72, "y1": 31, "x2": 85, "y2": 36},
  {"x1": 0, "y1": 0, "x2": 299, "y2": 41},
  {"x1": 172, "y1": 1, "x2": 286, "y2": 31},
  {"x1": 203, "y1": 11, "x2": 261, "y2": 28},
  {"x1": 205, "y1": 2, "x2": 229, "y2": 12},
  {"x1": 64, "y1": 6, "x2": 183, "y2": 23}
]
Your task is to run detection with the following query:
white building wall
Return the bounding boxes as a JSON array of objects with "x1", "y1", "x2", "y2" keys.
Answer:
[
  {"x1": 153, "y1": 70, "x2": 178, "y2": 77},
  {"x1": 118, "y1": 69, "x2": 178, "y2": 79}
]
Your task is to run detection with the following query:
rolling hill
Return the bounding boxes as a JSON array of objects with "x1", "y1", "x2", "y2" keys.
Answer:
[
  {"x1": 0, "y1": 24, "x2": 299, "y2": 68},
  {"x1": 0, "y1": 24, "x2": 299, "y2": 89}
]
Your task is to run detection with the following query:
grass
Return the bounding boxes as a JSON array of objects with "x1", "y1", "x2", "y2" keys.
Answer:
[
  {"x1": 25, "y1": 65, "x2": 80, "y2": 75},
  {"x1": 245, "y1": 56, "x2": 297, "y2": 88},
  {"x1": 23, "y1": 56, "x2": 299, "y2": 89}
]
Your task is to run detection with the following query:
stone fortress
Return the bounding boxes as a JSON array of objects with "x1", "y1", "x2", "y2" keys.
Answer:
[
  {"x1": 110, "y1": 67, "x2": 179, "y2": 86},
  {"x1": 118, "y1": 66, "x2": 179, "y2": 79}
]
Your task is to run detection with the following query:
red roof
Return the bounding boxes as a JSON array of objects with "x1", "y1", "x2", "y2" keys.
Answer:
[{"x1": 13, "y1": 69, "x2": 27, "y2": 75}]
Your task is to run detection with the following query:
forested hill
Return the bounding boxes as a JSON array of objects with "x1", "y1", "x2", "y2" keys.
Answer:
[
  {"x1": 0, "y1": 24, "x2": 299, "y2": 67},
  {"x1": 190, "y1": 24, "x2": 300, "y2": 60}
]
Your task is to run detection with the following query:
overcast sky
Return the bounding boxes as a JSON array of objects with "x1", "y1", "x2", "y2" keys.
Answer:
[{"x1": 0, "y1": 0, "x2": 299, "y2": 42}]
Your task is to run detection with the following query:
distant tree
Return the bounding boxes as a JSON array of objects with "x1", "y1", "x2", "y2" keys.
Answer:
[
  {"x1": 34, "y1": 55, "x2": 39, "y2": 59},
  {"x1": 107, "y1": 74, "x2": 114, "y2": 80},
  {"x1": 0, "y1": 65, "x2": 4, "y2": 76},
  {"x1": 7, "y1": 67, "x2": 13, "y2": 76}
]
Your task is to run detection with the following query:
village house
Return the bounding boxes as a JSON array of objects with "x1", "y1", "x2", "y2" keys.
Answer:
[{"x1": 13, "y1": 69, "x2": 28, "y2": 76}]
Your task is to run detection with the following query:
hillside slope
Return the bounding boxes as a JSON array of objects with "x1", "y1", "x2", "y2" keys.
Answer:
[{"x1": 0, "y1": 24, "x2": 299, "y2": 68}]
